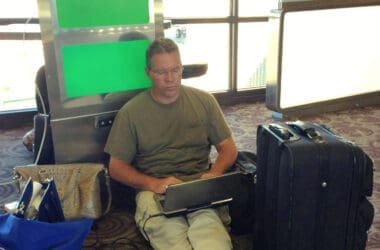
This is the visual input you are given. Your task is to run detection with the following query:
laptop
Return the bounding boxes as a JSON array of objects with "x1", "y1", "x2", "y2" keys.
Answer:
[{"x1": 154, "y1": 171, "x2": 245, "y2": 216}]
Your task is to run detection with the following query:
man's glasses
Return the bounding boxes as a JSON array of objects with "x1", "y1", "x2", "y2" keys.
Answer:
[{"x1": 151, "y1": 65, "x2": 183, "y2": 77}]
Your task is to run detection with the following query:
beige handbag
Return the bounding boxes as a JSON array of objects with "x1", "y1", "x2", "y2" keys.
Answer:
[{"x1": 14, "y1": 163, "x2": 112, "y2": 220}]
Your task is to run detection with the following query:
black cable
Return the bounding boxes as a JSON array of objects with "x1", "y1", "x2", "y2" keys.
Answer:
[{"x1": 142, "y1": 212, "x2": 165, "y2": 248}]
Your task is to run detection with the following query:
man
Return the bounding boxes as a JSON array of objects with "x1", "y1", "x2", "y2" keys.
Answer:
[{"x1": 105, "y1": 38, "x2": 237, "y2": 250}]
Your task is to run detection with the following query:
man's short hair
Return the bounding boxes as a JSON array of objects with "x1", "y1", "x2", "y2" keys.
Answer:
[{"x1": 146, "y1": 38, "x2": 180, "y2": 69}]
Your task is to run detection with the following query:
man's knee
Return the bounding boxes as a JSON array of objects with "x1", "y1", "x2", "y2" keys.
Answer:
[{"x1": 187, "y1": 208, "x2": 232, "y2": 250}]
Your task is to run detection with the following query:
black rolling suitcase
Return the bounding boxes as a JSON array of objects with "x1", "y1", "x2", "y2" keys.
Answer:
[{"x1": 254, "y1": 120, "x2": 374, "y2": 250}]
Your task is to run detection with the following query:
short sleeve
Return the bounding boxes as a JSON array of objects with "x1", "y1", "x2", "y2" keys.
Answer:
[
  {"x1": 104, "y1": 108, "x2": 137, "y2": 163},
  {"x1": 207, "y1": 94, "x2": 232, "y2": 145}
]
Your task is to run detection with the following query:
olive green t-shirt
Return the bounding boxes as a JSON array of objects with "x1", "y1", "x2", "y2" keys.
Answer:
[{"x1": 104, "y1": 85, "x2": 231, "y2": 178}]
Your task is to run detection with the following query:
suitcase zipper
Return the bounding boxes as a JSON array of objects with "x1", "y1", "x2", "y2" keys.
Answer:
[{"x1": 314, "y1": 141, "x2": 329, "y2": 250}]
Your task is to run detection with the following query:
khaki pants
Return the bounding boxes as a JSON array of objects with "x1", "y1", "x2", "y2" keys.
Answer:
[{"x1": 135, "y1": 191, "x2": 232, "y2": 250}]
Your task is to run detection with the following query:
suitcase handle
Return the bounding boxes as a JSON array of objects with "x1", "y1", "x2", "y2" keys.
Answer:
[
  {"x1": 287, "y1": 121, "x2": 324, "y2": 143},
  {"x1": 267, "y1": 123, "x2": 299, "y2": 142}
]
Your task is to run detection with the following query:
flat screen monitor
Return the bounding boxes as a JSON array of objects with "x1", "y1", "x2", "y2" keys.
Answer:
[
  {"x1": 61, "y1": 39, "x2": 151, "y2": 99},
  {"x1": 266, "y1": 5, "x2": 380, "y2": 115}
]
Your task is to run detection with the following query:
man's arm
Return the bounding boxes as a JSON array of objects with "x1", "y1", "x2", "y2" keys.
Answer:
[
  {"x1": 201, "y1": 136, "x2": 238, "y2": 179},
  {"x1": 109, "y1": 157, "x2": 182, "y2": 194}
]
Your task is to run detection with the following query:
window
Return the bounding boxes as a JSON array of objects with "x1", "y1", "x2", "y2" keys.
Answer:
[
  {"x1": 163, "y1": 0, "x2": 278, "y2": 95},
  {"x1": 0, "y1": 0, "x2": 42, "y2": 112},
  {"x1": 237, "y1": 22, "x2": 269, "y2": 90},
  {"x1": 167, "y1": 23, "x2": 230, "y2": 92}
]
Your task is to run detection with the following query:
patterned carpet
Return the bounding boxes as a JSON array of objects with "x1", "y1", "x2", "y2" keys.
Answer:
[{"x1": 1, "y1": 101, "x2": 379, "y2": 249}]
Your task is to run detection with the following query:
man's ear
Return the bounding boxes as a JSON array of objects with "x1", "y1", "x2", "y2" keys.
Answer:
[{"x1": 145, "y1": 67, "x2": 151, "y2": 77}]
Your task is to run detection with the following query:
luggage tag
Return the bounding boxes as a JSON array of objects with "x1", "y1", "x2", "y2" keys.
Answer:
[
  {"x1": 14, "y1": 177, "x2": 42, "y2": 219},
  {"x1": 14, "y1": 178, "x2": 65, "y2": 223}
]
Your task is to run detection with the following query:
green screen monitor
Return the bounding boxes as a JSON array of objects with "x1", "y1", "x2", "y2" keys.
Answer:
[
  {"x1": 56, "y1": 0, "x2": 149, "y2": 28},
  {"x1": 61, "y1": 39, "x2": 151, "y2": 99}
]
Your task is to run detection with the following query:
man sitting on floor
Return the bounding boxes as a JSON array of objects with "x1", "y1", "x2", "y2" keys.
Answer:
[{"x1": 104, "y1": 38, "x2": 237, "y2": 250}]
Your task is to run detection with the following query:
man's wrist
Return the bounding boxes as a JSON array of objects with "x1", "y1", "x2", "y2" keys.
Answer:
[{"x1": 207, "y1": 166, "x2": 225, "y2": 176}]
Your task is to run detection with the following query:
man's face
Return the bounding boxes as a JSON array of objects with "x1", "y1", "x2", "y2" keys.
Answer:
[{"x1": 146, "y1": 51, "x2": 182, "y2": 104}]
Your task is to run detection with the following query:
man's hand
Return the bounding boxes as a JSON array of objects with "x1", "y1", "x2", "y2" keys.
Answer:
[
  {"x1": 109, "y1": 157, "x2": 183, "y2": 194},
  {"x1": 151, "y1": 176, "x2": 183, "y2": 194}
]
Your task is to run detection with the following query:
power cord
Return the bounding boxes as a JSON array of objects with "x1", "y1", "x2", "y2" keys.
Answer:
[
  {"x1": 33, "y1": 83, "x2": 48, "y2": 165},
  {"x1": 142, "y1": 212, "x2": 165, "y2": 247}
]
